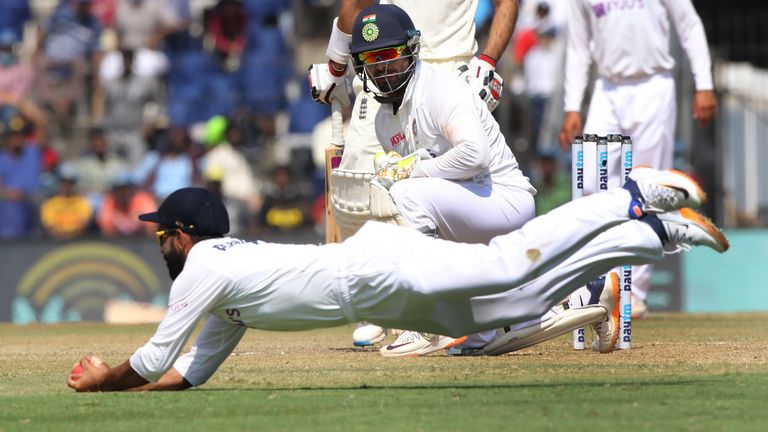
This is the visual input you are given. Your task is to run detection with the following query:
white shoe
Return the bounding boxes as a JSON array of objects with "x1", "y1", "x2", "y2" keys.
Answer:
[
  {"x1": 626, "y1": 167, "x2": 707, "y2": 214},
  {"x1": 631, "y1": 294, "x2": 649, "y2": 320},
  {"x1": 590, "y1": 271, "x2": 620, "y2": 353},
  {"x1": 658, "y1": 208, "x2": 730, "y2": 253},
  {"x1": 380, "y1": 331, "x2": 467, "y2": 357},
  {"x1": 480, "y1": 304, "x2": 605, "y2": 356},
  {"x1": 352, "y1": 323, "x2": 387, "y2": 347}
]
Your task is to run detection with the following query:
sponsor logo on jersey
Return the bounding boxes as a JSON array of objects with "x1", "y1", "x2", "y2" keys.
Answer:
[
  {"x1": 212, "y1": 239, "x2": 248, "y2": 251},
  {"x1": 591, "y1": 1, "x2": 645, "y2": 19},
  {"x1": 167, "y1": 302, "x2": 189, "y2": 314},
  {"x1": 359, "y1": 97, "x2": 368, "y2": 120},
  {"x1": 390, "y1": 131, "x2": 406, "y2": 148}
]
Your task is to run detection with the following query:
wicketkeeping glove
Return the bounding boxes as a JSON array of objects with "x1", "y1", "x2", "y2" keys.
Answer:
[
  {"x1": 307, "y1": 61, "x2": 351, "y2": 106},
  {"x1": 458, "y1": 55, "x2": 504, "y2": 112},
  {"x1": 373, "y1": 151, "x2": 421, "y2": 190}
]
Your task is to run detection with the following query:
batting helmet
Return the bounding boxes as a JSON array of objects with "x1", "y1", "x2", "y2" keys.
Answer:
[{"x1": 349, "y1": 4, "x2": 421, "y2": 103}]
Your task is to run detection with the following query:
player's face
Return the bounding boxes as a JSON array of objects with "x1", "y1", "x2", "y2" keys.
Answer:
[
  {"x1": 359, "y1": 44, "x2": 413, "y2": 95},
  {"x1": 157, "y1": 228, "x2": 186, "y2": 280}
]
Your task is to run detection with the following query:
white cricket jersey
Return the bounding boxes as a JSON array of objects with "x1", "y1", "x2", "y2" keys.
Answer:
[
  {"x1": 382, "y1": 0, "x2": 478, "y2": 62},
  {"x1": 375, "y1": 62, "x2": 534, "y2": 191},
  {"x1": 129, "y1": 238, "x2": 348, "y2": 384},
  {"x1": 564, "y1": 0, "x2": 714, "y2": 112}
]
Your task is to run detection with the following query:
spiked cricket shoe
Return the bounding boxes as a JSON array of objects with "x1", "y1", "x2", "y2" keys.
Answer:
[
  {"x1": 479, "y1": 304, "x2": 605, "y2": 356},
  {"x1": 658, "y1": 208, "x2": 730, "y2": 254},
  {"x1": 625, "y1": 167, "x2": 707, "y2": 215},
  {"x1": 380, "y1": 331, "x2": 467, "y2": 357},
  {"x1": 590, "y1": 272, "x2": 620, "y2": 354},
  {"x1": 352, "y1": 323, "x2": 387, "y2": 347}
]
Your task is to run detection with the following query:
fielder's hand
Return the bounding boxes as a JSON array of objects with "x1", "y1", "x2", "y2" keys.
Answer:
[
  {"x1": 459, "y1": 55, "x2": 504, "y2": 112},
  {"x1": 67, "y1": 355, "x2": 110, "y2": 392},
  {"x1": 308, "y1": 61, "x2": 351, "y2": 106},
  {"x1": 373, "y1": 151, "x2": 421, "y2": 190}
]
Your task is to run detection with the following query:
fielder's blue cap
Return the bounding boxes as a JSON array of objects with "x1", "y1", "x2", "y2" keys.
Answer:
[
  {"x1": 349, "y1": 4, "x2": 418, "y2": 54},
  {"x1": 139, "y1": 187, "x2": 229, "y2": 236}
]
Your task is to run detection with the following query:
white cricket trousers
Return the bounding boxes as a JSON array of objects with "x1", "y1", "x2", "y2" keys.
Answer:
[
  {"x1": 582, "y1": 72, "x2": 676, "y2": 302},
  {"x1": 338, "y1": 188, "x2": 663, "y2": 337}
]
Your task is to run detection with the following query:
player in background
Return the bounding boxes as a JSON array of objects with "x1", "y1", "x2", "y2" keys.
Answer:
[
  {"x1": 66, "y1": 166, "x2": 727, "y2": 392},
  {"x1": 558, "y1": 0, "x2": 717, "y2": 318},
  {"x1": 308, "y1": 0, "x2": 519, "y2": 355}
]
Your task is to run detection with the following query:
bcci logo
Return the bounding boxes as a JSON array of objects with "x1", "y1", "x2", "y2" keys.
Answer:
[{"x1": 362, "y1": 22, "x2": 379, "y2": 42}]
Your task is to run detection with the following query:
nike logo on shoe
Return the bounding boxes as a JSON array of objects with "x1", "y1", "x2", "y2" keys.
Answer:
[{"x1": 385, "y1": 342, "x2": 415, "y2": 350}]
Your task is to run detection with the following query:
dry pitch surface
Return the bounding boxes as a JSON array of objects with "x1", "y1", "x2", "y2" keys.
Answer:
[{"x1": 1, "y1": 313, "x2": 767, "y2": 431}]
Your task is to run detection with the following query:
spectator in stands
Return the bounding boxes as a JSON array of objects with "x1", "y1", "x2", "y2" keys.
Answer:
[
  {"x1": 201, "y1": 115, "x2": 261, "y2": 220},
  {"x1": 136, "y1": 125, "x2": 201, "y2": 200},
  {"x1": 35, "y1": 0, "x2": 102, "y2": 142},
  {"x1": 517, "y1": 2, "x2": 563, "y2": 155},
  {"x1": 40, "y1": 163, "x2": 94, "y2": 240},
  {"x1": 101, "y1": 47, "x2": 163, "y2": 166},
  {"x1": 76, "y1": 126, "x2": 128, "y2": 211},
  {"x1": 0, "y1": 114, "x2": 41, "y2": 239},
  {"x1": 205, "y1": 0, "x2": 248, "y2": 72},
  {"x1": 115, "y1": 0, "x2": 181, "y2": 50},
  {"x1": 0, "y1": 0, "x2": 31, "y2": 42},
  {"x1": 99, "y1": 42, "x2": 169, "y2": 82},
  {"x1": 0, "y1": 30, "x2": 36, "y2": 121},
  {"x1": 256, "y1": 165, "x2": 309, "y2": 233},
  {"x1": 97, "y1": 171, "x2": 156, "y2": 237}
]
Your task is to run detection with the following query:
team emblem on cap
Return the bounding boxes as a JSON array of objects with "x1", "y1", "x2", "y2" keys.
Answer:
[{"x1": 362, "y1": 22, "x2": 379, "y2": 42}]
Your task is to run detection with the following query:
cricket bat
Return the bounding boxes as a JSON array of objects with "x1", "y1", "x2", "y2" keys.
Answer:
[{"x1": 325, "y1": 100, "x2": 344, "y2": 243}]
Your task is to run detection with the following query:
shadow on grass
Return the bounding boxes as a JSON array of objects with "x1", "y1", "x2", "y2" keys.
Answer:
[{"x1": 194, "y1": 378, "x2": 721, "y2": 393}]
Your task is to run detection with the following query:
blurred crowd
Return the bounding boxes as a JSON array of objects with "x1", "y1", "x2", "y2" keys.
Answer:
[
  {"x1": 0, "y1": 0, "x2": 577, "y2": 242},
  {"x1": 0, "y1": 0, "x2": 340, "y2": 241}
]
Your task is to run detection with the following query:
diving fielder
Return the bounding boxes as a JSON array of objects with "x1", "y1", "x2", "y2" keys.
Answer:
[{"x1": 67, "y1": 167, "x2": 726, "y2": 392}]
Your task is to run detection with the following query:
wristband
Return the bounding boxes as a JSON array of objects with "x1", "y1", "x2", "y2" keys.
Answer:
[
  {"x1": 326, "y1": 17, "x2": 352, "y2": 66},
  {"x1": 478, "y1": 54, "x2": 497, "y2": 68}
]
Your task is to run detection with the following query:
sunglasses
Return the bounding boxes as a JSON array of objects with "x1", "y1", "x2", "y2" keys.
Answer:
[
  {"x1": 155, "y1": 223, "x2": 196, "y2": 244},
  {"x1": 155, "y1": 228, "x2": 177, "y2": 244},
  {"x1": 358, "y1": 44, "x2": 408, "y2": 65}
]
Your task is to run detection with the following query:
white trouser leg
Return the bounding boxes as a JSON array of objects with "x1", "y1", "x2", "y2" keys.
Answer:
[
  {"x1": 389, "y1": 178, "x2": 536, "y2": 245},
  {"x1": 349, "y1": 189, "x2": 662, "y2": 336}
]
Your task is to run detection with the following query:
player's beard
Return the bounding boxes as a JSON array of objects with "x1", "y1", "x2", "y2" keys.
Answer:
[{"x1": 163, "y1": 247, "x2": 187, "y2": 280}]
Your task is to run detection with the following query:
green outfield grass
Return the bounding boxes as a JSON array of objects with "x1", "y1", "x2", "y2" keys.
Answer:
[{"x1": 1, "y1": 313, "x2": 767, "y2": 432}]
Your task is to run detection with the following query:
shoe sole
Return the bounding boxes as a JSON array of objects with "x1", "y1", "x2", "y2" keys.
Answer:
[
  {"x1": 596, "y1": 271, "x2": 620, "y2": 354},
  {"x1": 352, "y1": 325, "x2": 387, "y2": 347},
  {"x1": 481, "y1": 306, "x2": 606, "y2": 356},
  {"x1": 381, "y1": 335, "x2": 468, "y2": 358},
  {"x1": 679, "y1": 208, "x2": 730, "y2": 252},
  {"x1": 352, "y1": 331, "x2": 387, "y2": 347}
]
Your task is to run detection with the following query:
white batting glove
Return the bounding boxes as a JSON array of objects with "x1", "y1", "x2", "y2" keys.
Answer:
[
  {"x1": 458, "y1": 55, "x2": 504, "y2": 112},
  {"x1": 373, "y1": 151, "x2": 421, "y2": 190},
  {"x1": 308, "y1": 61, "x2": 351, "y2": 106}
]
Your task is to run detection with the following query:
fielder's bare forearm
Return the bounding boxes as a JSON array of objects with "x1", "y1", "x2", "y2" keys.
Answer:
[
  {"x1": 126, "y1": 367, "x2": 193, "y2": 392},
  {"x1": 482, "y1": 0, "x2": 519, "y2": 60},
  {"x1": 92, "y1": 360, "x2": 150, "y2": 392}
]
